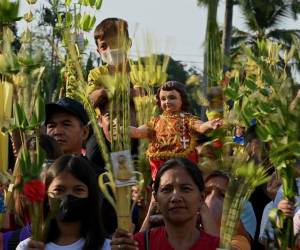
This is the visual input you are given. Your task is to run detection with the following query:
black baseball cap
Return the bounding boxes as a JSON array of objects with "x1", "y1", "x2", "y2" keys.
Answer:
[{"x1": 45, "y1": 97, "x2": 89, "y2": 125}]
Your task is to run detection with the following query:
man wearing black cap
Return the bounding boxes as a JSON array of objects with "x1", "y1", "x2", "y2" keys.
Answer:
[
  {"x1": 45, "y1": 97, "x2": 118, "y2": 235},
  {"x1": 45, "y1": 97, "x2": 89, "y2": 155}
]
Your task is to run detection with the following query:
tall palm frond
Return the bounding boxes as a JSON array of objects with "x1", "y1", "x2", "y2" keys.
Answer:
[
  {"x1": 199, "y1": 0, "x2": 223, "y2": 87},
  {"x1": 238, "y1": 0, "x2": 291, "y2": 31},
  {"x1": 266, "y1": 29, "x2": 300, "y2": 47}
]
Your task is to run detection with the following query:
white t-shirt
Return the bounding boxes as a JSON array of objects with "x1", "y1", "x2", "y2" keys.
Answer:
[{"x1": 16, "y1": 237, "x2": 111, "y2": 250}]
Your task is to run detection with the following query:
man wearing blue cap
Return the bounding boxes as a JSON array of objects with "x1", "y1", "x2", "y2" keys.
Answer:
[{"x1": 45, "y1": 97, "x2": 90, "y2": 155}]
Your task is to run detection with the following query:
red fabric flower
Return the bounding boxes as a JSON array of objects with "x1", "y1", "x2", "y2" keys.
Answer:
[
  {"x1": 22, "y1": 179, "x2": 46, "y2": 202},
  {"x1": 212, "y1": 139, "x2": 223, "y2": 149}
]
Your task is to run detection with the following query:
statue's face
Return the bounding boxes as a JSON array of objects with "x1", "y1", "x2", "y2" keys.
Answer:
[{"x1": 159, "y1": 89, "x2": 182, "y2": 113}]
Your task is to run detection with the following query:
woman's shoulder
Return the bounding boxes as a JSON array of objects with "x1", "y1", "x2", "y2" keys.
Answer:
[{"x1": 15, "y1": 237, "x2": 30, "y2": 250}]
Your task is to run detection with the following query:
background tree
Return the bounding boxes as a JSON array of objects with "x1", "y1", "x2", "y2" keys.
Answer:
[
  {"x1": 198, "y1": 0, "x2": 223, "y2": 88},
  {"x1": 37, "y1": 0, "x2": 65, "y2": 101},
  {"x1": 231, "y1": 0, "x2": 300, "y2": 57}
]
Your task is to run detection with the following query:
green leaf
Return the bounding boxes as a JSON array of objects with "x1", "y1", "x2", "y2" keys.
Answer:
[
  {"x1": 13, "y1": 103, "x2": 27, "y2": 129},
  {"x1": 84, "y1": 37, "x2": 88, "y2": 47},
  {"x1": 89, "y1": 0, "x2": 95, "y2": 6},
  {"x1": 258, "y1": 101, "x2": 274, "y2": 114},
  {"x1": 244, "y1": 79, "x2": 257, "y2": 91},
  {"x1": 89, "y1": 15, "x2": 96, "y2": 30},
  {"x1": 65, "y1": 11, "x2": 73, "y2": 28},
  {"x1": 82, "y1": 0, "x2": 89, "y2": 6},
  {"x1": 242, "y1": 105, "x2": 254, "y2": 122},
  {"x1": 20, "y1": 148, "x2": 31, "y2": 176},
  {"x1": 35, "y1": 145, "x2": 46, "y2": 173},
  {"x1": 81, "y1": 14, "x2": 91, "y2": 31},
  {"x1": 266, "y1": 121, "x2": 281, "y2": 136},
  {"x1": 35, "y1": 96, "x2": 45, "y2": 124},
  {"x1": 224, "y1": 88, "x2": 238, "y2": 100},
  {"x1": 95, "y1": 0, "x2": 102, "y2": 9},
  {"x1": 65, "y1": 0, "x2": 72, "y2": 7},
  {"x1": 30, "y1": 112, "x2": 38, "y2": 127},
  {"x1": 256, "y1": 125, "x2": 272, "y2": 142},
  {"x1": 57, "y1": 13, "x2": 63, "y2": 26},
  {"x1": 74, "y1": 13, "x2": 81, "y2": 29},
  {"x1": 259, "y1": 88, "x2": 270, "y2": 97}
]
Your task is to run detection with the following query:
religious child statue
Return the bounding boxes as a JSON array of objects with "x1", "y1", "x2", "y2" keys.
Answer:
[{"x1": 130, "y1": 81, "x2": 222, "y2": 179}]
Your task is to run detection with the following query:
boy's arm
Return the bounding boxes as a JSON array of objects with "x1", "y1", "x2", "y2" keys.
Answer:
[
  {"x1": 130, "y1": 125, "x2": 149, "y2": 139},
  {"x1": 192, "y1": 118, "x2": 222, "y2": 134}
]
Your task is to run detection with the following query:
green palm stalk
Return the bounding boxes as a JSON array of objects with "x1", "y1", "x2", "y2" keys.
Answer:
[
  {"x1": 63, "y1": 31, "x2": 112, "y2": 171},
  {"x1": 129, "y1": 35, "x2": 170, "y2": 187},
  {"x1": 63, "y1": 24, "x2": 138, "y2": 230},
  {"x1": 220, "y1": 150, "x2": 270, "y2": 249}
]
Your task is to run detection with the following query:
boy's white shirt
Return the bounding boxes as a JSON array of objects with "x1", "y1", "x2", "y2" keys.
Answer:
[{"x1": 16, "y1": 237, "x2": 111, "y2": 250}]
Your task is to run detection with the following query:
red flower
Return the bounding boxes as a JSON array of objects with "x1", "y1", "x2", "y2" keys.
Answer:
[
  {"x1": 22, "y1": 179, "x2": 46, "y2": 202},
  {"x1": 212, "y1": 139, "x2": 223, "y2": 149}
]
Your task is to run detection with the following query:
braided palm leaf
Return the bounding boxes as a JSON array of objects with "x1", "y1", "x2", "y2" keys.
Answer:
[{"x1": 220, "y1": 150, "x2": 270, "y2": 249}]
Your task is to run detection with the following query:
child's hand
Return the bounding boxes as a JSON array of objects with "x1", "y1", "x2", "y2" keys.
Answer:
[{"x1": 209, "y1": 118, "x2": 223, "y2": 130}]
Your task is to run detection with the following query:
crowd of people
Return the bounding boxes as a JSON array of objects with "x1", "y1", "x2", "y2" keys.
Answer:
[{"x1": 1, "y1": 17, "x2": 300, "y2": 250}]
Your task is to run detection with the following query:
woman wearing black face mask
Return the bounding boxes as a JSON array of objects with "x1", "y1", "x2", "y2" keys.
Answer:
[{"x1": 16, "y1": 154, "x2": 111, "y2": 250}]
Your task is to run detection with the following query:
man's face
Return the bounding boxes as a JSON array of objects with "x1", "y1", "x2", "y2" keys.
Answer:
[
  {"x1": 46, "y1": 111, "x2": 89, "y2": 154},
  {"x1": 204, "y1": 176, "x2": 228, "y2": 220}
]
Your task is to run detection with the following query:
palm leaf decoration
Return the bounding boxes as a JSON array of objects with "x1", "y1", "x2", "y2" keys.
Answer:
[
  {"x1": 129, "y1": 35, "x2": 170, "y2": 187},
  {"x1": 224, "y1": 39, "x2": 300, "y2": 249},
  {"x1": 220, "y1": 149, "x2": 270, "y2": 249}
]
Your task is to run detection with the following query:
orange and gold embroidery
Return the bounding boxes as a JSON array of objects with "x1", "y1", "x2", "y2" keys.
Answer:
[{"x1": 147, "y1": 112, "x2": 198, "y2": 160}]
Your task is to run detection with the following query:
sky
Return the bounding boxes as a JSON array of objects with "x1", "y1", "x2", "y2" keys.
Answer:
[{"x1": 18, "y1": 0, "x2": 300, "y2": 72}]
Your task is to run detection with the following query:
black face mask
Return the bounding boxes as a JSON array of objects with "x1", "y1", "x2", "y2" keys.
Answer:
[{"x1": 50, "y1": 195, "x2": 89, "y2": 222}]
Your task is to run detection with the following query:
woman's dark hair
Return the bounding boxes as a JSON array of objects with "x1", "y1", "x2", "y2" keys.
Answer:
[
  {"x1": 204, "y1": 170, "x2": 230, "y2": 184},
  {"x1": 44, "y1": 154, "x2": 105, "y2": 250},
  {"x1": 153, "y1": 158, "x2": 204, "y2": 194},
  {"x1": 156, "y1": 81, "x2": 189, "y2": 112}
]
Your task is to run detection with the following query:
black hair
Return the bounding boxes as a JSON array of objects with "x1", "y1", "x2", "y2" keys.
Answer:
[
  {"x1": 204, "y1": 170, "x2": 229, "y2": 184},
  {"x1": 94, "y1": 18, "x2": 129, "y2": 46},
  {"x1": 153, "y1": 158, "x2": 204, "y2": 194},
  {"x1": 45, "y1": 155, "x2": 105, "y2": 250},
  {"x1": 156, "y1": 81, "x2": 189, "y2": 112}
]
